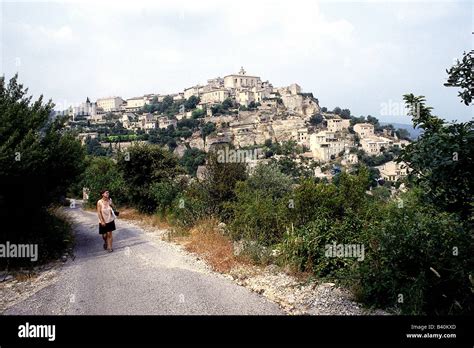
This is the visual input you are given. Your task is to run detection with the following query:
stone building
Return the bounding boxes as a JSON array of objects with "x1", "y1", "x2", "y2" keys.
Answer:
[
  {"x1": 138, "y1": 114, "x2": 157, "y2": 130},
  {"x1": 327, "y1": 118, "x2": 350, "y2": 133},
  {"x1": 279, "y1": 88, "x2": 320, "y2": 117},
  {"x1": 121, "y1": 113, "x2": 136, "y2": 129},
  {"x1": 353, "y1": 123, "x2": 375, "y2": 138},
  {"x1": 158, "y1": 117, "x2": 177, "y2": 129},
  {"x1": 360, "y1": 136, "x2": 393, "y2": 154},
  {"x1": 293, "y1": 128, "x2": 309, "y2": 147},
  {"x1": 125, "y1": 97, "x2": 147, "y2": 111},
  {"x1": 200, "y1": 89, "x2": 230, "y2": 104},
  {"x1": 96, "y1": 96, "x2": 124, "y2": 112},
  {"x1": 69, "y1": 97, "x2": 97, "y2": 120},
  {"x1": 341, "y1": 152, "x2": 359, "y2": 166},
  {"x1": 184, "y1": 85, "x2": 202, "y2": 99},
  {"x1": 224, "y1": 67, "x2": 262, "y2": 89},
  {"x1": 310, "y1": 131, "x2": 348, "y2": 162},
  {"x1": 377, "y1": 160, "x2": 408, "y2": 181}
]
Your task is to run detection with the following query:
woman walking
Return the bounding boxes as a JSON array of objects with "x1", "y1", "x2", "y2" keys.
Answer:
[{"x1": 97, "y1": 189, "x2": 116, "y2": 252}]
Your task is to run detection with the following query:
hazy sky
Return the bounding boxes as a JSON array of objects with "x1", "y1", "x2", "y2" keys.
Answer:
[{"x1": 1, "y1": 0, "x2": 472, "y2": 123}]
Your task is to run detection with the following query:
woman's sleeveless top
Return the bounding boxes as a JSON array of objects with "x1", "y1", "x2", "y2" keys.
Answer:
[{"x1": 98, "y1": 199, "x2": 114, "y2": 223}]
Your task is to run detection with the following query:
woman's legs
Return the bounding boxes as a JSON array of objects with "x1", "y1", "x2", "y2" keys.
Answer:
[
  {"x1": 106, "y1": 231, "x2": 113, "y2": 251},
  {"x1": 101, "y1": 233, "x2": 107, "y2": 249}
]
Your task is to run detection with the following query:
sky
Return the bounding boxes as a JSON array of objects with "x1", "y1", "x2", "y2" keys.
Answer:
[{"x1": 0, "y1": 0, "x2": 472, "y2": 124}]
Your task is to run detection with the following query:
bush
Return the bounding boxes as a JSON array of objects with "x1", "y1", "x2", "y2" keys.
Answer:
[
  {"x1": 246, "y1": 163, "x2": 293, "y2": 199},
  {"x1": 357, "y1": 189, "x2": 473, "y2": 315},
  {"x1": 169, "y1": 182, "x2": 209, "y2": 228},
  {"x1": 229, "y1": 186, "x2": 290, "y2": 245},
  {"x1": 279, "y1": 212, "x2": 365, "y2": 278},
  {"x1": 229, "y1": 163, "x2": 292, "y2": 245},
  {"x1": 278, "y1": 168, "x2": 377, "y2": 278},
  {"x1": 117, "y1": 143, "x2": 183, "y2": 213},
  {"x1": 0, "y1": 75, "x2": 85, "y2": 264},
  {"x1": 200, "y1": 151, "x2": 248, "y2": 220},
  {"x1": 309, "y1": 113, "x2": 323, "y2": 126},
  {"x1": 149, "y1": 180, "x2": 181, "y2": 216},
  {"x1": 289, "y1": 168, "x2": 371, "y2": 227},
  {"x1": 180, "y1": 147, "x2": 206, "y2": 176},
  {"x1": 191, "y1": 109, "x2": 205, "y2": 119},
  {"x1": 238, "y1": 240, "x2": 274, "y2": 265},
  {"x1": 81, "y1": 156, "x2": 128, "y2": 207}
]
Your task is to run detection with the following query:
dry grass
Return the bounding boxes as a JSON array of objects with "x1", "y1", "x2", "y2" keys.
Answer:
[
  {"x1": 14, "y1": 273, "x2": 37, "y2": 281},
  {"x1": 282, "y1": 264, "x2": 314, "y2": 283},
  {"x1": 180, "y1": 218, "x2": 237, "y2": 273},
  {"x1": 117, "y1": 207, "x2": 172, "y2": 230}
]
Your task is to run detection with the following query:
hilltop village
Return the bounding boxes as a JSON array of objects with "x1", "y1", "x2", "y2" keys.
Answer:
[{"x1": 60, "y1": 67, "x2": 411, "y2": 184}]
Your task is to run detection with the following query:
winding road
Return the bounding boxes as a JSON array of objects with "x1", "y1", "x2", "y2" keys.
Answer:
[{"x1": 4, "y1": 205, "x2": 283, "y2": 315}]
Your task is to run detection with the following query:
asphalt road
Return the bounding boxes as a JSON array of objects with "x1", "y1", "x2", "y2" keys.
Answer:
[{"x1": 4, "y1": 206, "x2": 283, "y2": 315}]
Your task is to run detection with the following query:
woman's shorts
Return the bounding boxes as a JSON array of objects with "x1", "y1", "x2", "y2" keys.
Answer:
[{"x1": 99, "y1": 220, "x2": 116, "y2": 234}]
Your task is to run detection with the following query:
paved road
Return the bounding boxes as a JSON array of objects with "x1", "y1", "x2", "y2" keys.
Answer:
[{"x1": 4, "y1": 206, "x2": 283, "y2": 315}]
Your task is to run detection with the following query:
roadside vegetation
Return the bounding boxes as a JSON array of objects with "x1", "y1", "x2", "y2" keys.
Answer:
[{"x1": 1, "y1": 52, "x2": 472, "y2": 315}]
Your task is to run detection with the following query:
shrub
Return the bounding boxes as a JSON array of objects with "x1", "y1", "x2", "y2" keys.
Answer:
[
  {"x1": 229, "y1": 186, "x2": 290, "y2": 245},
  {"x1": 81, "y1": 156, "x2": 128, "y2": 207},
  {"x1": 279, "y1": 211, "x2": 366, "y2": 279},
  {"x1": 179, "y1": 147, "x2": 206, "y2": 176},
  {"x1": 0, "y1": 75, "x2": 85, "y2": 264},
  {"x1": 117, "y1": 143, "x2": 183, "y2": 213},
  {"x1": 169, "y1": 183, "x2": 209, "y2": 228},
  {"x1": 289, "y1": 168, "x2": 371, "y2": 227},
  {"x1": 246, "y1": 163, "x2": 293, "y2": 199},
  {"x1": 149, "y1": 180, "x2": 180, "y2": 216},
  {"x1": 229, "y1": 163, "x2": 292, "y2": 245},
  {"x1": 357, "y1": 189, "x2": 473, "y2": 315},
  {"x1": 191, "y1": 109, "x2": 205, "y2": 119},
  {"x1": 200, "y1": 151, "x2": 247, "y2": 220}
]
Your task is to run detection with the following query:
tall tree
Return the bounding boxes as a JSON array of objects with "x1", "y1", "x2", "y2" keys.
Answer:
[
  {"x1": 444, "y1": 50, "x2": 473, "y2": 106},
  {"x1": 398, "y1": 94, "x2": 473, "y2": 220},
  {"x1": 0, "y1": 75, "x2": 85, "y2": 247}
]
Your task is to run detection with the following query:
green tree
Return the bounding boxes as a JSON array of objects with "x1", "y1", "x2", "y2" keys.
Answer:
[
  {"x1": 340, "y1": 108, "x2": 351, "y2": 119},
  {"x1": 222, "y1": 97, "x2": 234, "y2": 110},
  {"x1": 180, "y1": 147, "x2": 206, "y2": 176},
  {"x1": 245, "y1": 163, "x2": 293, "y2": 199},
  {"x1": 398, "y1": 94, "x2": 473, "y2": 220},
  {"x1": 117, "y1": 143, "x2": 183, "y2": 213},
  {"x1": 444, "y1": 50, "x2": 473, "y2": 105},
  {"x1": 162, "y1": 95, "x2": 174, "y2": 110},
  {"x1": 309, "y1": 113, "x2": 324, "y2": 126},
  {"x1": 366, "y1": 115, "x2": 379, "y2": 126},
  {"x1": 0, "y1": 75, "x2": 85, "y2": 263},
  {"x1": 200, "y1": 151, "x2": 247, "y2": 220},
  {"x1": 201, "y1": 122, "x2": 216, "y2": 139},
  {"x1": 395, "y1": 128, "x2": 411, "y2": 140},
  {"x1": 191, "y1": 109, "x2": 205, "y2": 119},
  {"x1": 229, "y1": 163, "x2": 292, "y2": 245},
  {"x1": 357, "y1": 189, "x2": 473, "y2": 315},
  {"x1": 184, "y1": 95, "x2": 200, "y2": 110},
  {"x1": 85, "y1": 137, "x2": 107, "y2": 156},
  {"x1": 81, "y1": 156, "x2": 128, "y2": 207}
]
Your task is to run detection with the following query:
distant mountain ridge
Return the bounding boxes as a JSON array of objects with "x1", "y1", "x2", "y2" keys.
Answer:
[{"x1": 380, "y1": 122, "x2": 424, "y2": 140}]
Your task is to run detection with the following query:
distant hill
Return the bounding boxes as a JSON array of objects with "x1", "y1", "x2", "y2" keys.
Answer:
[{"x1": 380, "y1": 122, "x2": 424, "y2": 140}]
